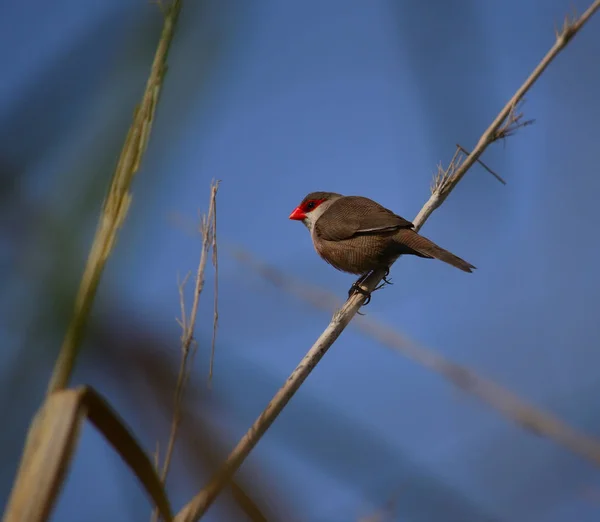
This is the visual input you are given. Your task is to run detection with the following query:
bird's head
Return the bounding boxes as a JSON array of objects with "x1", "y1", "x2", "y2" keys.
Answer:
[{"x1": 288, "y1": 191, "x2": 342, "y2": 231}]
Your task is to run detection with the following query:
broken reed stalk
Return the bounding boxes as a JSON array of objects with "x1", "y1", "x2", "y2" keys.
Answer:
[
  {"x1": 47, "y1": 0, "x2": 183, "y2": 394},
  {"x1": 151, "y1": 181, "x2": 220, "y2": 522},
  {"x1": 174, "y1": 3, "x2": 600, "y2": 521}
]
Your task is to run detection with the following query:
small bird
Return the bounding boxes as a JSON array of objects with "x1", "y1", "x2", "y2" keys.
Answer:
[{"x1": 289, "y1": 191, "x2": 475, "y2": 302}]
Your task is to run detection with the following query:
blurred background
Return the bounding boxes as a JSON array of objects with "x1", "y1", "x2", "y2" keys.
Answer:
[{"x1": 1, "y1": 0, "x2": 600, "y2": 521}]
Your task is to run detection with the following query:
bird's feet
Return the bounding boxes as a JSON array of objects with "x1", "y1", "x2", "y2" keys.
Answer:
[
  {"x1": 375, "y1": 267, "x2": 393, "y2": 291},
  {"x1": 348, "y1": 271, "x2": 372, "y2": 306},
  {"x1": 348, "y1": 282, "x2": 372, "y2": 305},
  {"x1": 348, "y1": 267, "x2": 393, "y2": 307},
  {"x1": 382, "y1": 267, "x2": 393, "y2": 285}
]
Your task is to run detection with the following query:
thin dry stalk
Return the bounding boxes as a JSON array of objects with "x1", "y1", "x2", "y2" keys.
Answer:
[
  {"x1": 418, "y1": 0, "x2": 599, "y2": 224},
  {"x1": 154, "y1": 181, "x2": 220, "y2": 520},
  {"x1": 456, "y1": 144, "x2": 507, "y2": 185},
  {"x1": 437, "y1": 104, "x2": 533, "y2": 190},
  {"x1": 47, "y1": 0, "x2": 183, "y2": 394},
  {"x1": 431, "y1": 146, "x2": 463, "y2": 195},
  {"x1": 94, "y1": 324, "x2": 280, "y2": 521},
  {"x1": 236, "y1": 249, "x2": 600, "y2": 466},
  {"x1": 208, "y1": 191, "x2": 219, "y2": 385},
  {"x1": 174, "y1": 4, "x2": 600, "y2": 521}
]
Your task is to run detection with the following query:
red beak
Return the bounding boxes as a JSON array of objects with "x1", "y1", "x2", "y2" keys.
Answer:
[{"x1": 288, "y1": 207, "x2": 306, "y2": 220}]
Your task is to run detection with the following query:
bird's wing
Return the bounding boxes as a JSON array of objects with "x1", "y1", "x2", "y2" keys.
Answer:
[{"x1": 315, "y1": 196, "x2": 413, "y2": 241}]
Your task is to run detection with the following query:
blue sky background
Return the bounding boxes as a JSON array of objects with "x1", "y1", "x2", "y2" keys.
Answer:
[{"x1": 1, "y1": 1, "x2": 600, "y2": 521}]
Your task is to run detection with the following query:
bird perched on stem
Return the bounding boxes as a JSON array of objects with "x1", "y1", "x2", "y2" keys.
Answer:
[{"x1": 289, "y1": 191, "x2": 475, "y2": 303}]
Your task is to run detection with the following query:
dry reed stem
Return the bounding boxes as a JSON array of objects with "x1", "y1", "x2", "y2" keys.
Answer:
[
  {"x1": 153, "y1": 181, "x2": 220, "y2": 522},
  {"x1": 174, "y1": 4, "x2": 600, "y2": 520},
  {"x1": 208, "y1": 191, "x2": 219, "y2": 385},
  {"x1": 235, "y1": 249, "x2": 600, "y2": 466},
  {"x1": 418, "y1": 0, "x2": 599, "y2": 225},
  {"x1": 47, "y1": 0, "x2": 183, "y2": 394}
]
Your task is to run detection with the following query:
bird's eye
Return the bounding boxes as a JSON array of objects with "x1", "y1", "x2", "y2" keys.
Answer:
[{"x1": 305, "y1": 201, "x2": 315, "y2": 210}]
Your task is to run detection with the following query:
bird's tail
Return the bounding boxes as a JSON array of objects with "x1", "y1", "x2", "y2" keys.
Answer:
[{"x1": 395, "y1": 229, "x2": 476, "y2": 273}]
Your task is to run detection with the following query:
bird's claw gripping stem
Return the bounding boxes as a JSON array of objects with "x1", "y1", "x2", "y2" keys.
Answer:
[
  {"x1": 348, "y1": 267, "x2": 394, "y2": 309},
  {"x1": 348, "y1": 283, "x2": 372, "y2": 305},
  {"x1": 382, "y1": 267, "x2": 393, "y2": 286},
  {"x1": 373, "y1": 268, "x2": 393, "y2": 291},
  {"x1": 348, "y1": 271, "x2": 372, "y2": 306}
]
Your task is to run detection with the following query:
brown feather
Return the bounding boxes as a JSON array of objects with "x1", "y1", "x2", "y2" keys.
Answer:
[
  {"x1": 393, "y1": 229, "x2": 476, "y2": 273},
  {"x1": 314, "y1": 196, "x2": 413, "y2": 241},
  {"x1": 311, "y1": 195, "x2": 475, "y2": 274}
]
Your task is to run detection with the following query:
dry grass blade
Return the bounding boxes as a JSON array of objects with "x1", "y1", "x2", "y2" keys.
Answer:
[
  {"x1": 85, "y1": 387, "x2": 174, "y2": 521},
  {"x1": 3, "y1": 387, "x2": 173, "y2": 522},
  {"x1": 3, "y1": 390, "x2": 87, "y2": 522},
  {"x1": 234, "y1": 250, "x2": 600, "y2": 467},
  {"x1": 173, "y1": 5, "x2": 600, "y2": 521},
  {"x1": 5, "y1": 4, "x2": 184, "y2": 518},
  {"x1": 152, "y1": 181, "x2": 220, "y2": 522},
  {"x1": 47, "y1": 0, "x2": 183, "y2": 395}
]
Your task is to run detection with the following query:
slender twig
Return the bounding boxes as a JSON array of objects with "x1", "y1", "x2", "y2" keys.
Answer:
[
  {"x1": 152, "y1": 181, "x2": 219, "y2": 522},
  {"x1": 208, "y1": 185, "x2": 219, "y2": 386},
  {"x1": 176, "y1": 272, "x2": 192, "y2": 332},
  {"x1": 493, "y1": 104, "x2": 536, "y2": 141},
  {"x1": 431, "y1": 146, "x2": 463, "y2": 194},
  {"x1": 174, "y1": 4, "x2": 600, "y2": 521},
  {"x1": 47, "y1": 0, "x2": 183, "y2": 394},
  {"x1": 235, "y1": 249, "x2": 600, "y2": 466},
  {"x1": 456, "y1": 144, "x2": 507, "y2": 185},
  {"x1": 418, "y1": 0, "x2": 599, "y2": 225}
]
